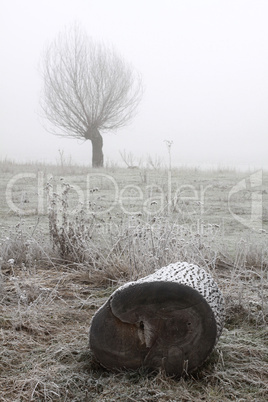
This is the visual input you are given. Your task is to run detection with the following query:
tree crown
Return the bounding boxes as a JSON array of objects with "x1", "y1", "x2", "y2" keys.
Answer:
[{"x1": 40, "y1": 24, "x2": 143, "y2": 140}]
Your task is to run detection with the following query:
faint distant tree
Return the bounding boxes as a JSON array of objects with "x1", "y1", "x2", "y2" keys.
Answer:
[{"x1": 40, "y1": 24, "x2": 143, "y2": 167}]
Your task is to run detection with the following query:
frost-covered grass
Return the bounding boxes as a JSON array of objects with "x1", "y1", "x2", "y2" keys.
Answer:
[{"x1": 0, "y1": 161, "x2": 267, "y2": 401}]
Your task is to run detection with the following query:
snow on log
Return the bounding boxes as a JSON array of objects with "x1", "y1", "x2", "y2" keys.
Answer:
[{"x1": 89, "y1": 262, "x2": 225, "y2": 376}]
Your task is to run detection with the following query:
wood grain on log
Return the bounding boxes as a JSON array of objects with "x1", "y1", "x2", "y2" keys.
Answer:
[{"x1": 89, "y1": 262, "x2": 225, "y2": 376}]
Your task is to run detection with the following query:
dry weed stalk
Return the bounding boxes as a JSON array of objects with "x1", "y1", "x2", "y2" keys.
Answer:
[{"x1": 46, "y1": 180, "x2": 95, "y2": 263}]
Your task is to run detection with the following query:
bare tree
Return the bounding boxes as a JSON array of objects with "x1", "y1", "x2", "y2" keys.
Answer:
[
  {"x1": 40, "y1": 24, "x2": 143, "y2": 167},
  {"x1": 119, "y1": 149, "x2": 138, "y2": 168}
]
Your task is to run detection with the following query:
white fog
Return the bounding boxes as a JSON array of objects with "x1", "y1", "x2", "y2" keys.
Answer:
[{"x1": 1, "y1": 0, "x2": 268, "y2": 169}]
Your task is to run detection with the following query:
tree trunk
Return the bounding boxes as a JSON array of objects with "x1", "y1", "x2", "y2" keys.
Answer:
[
  {"x1": 85, "y1": 127, "x2": 104, "y2": 167},
  {"x1": 91, "y1": 130, "x2": 103, "y2": 168},
  {"x1": 89, "y1": 262, "x2": 225, "y2": 376}
]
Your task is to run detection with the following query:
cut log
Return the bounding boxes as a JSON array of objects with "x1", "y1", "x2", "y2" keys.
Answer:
[{"x1": 89, "y1": 262, "x2": 225, "y2": 376}]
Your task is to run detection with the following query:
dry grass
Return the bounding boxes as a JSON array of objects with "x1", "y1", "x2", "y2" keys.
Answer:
[
  {"x1": 1, "y1": 261, "x2": 267, "y2": 401},
  {"x1": 1, "y1": 231, "x2": 267, "y2": 401},
  {"x1": 0, "y1": 163, "x2": 268, "y2": 401}
]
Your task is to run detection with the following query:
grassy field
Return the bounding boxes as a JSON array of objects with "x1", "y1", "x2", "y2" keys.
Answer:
[{"x1": 0, "y1": 160, "x2": 267, "y2": 401}]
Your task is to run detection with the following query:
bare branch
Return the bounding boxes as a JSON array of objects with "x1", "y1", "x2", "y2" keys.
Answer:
[{"x1": 39, "y1": 24, "x2": 143, "y2": 141}]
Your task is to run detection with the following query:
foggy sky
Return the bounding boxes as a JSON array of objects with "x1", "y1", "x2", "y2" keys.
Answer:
[{"x1": 1, "y1": 0, "x2": 268, "y2": 169}]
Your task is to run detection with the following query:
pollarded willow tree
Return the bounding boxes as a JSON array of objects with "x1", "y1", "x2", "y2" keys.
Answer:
[{"x1": 40, "y1": 24, "x2": 143, "y2": 167}]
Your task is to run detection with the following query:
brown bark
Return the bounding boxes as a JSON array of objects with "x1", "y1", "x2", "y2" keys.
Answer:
[{"x1": 89, "y1": 263, "x2": 225, "y2": 376}]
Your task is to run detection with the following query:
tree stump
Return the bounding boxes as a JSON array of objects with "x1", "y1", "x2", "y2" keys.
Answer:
[{"x1": 89, "y1": 262, "x2": 225, "y2": 376}]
